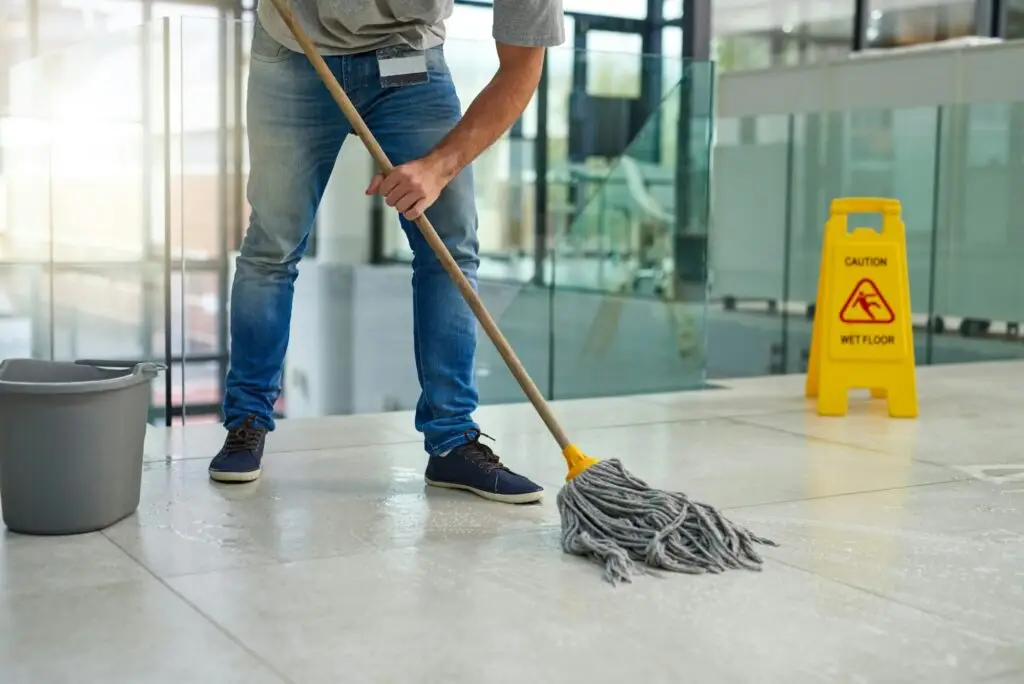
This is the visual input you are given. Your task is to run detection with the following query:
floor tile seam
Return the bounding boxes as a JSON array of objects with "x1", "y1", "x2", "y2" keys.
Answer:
[
  {"x1": 488, "y1": 411, "x2": 819, "y2": 442},
  {"x1": 168, "y1": 427, "x2": 423, "y2": 449},
  {"x1": 140, "y1": 446, "x2": 569, "y2": 511},
  {"x1": 90, "y1": 519, "x2": 1017, "y2": 660},
  {"x1": 358, "y1": 528, "x2": 565, "y2": 567},
  {"x1": 159, "y1": 583, "x2": 301, "y2": 684},
  {"x1": 153, "y1": 383, "x2": 993, "y2": 449},
  {"x1": 141, "y1": 524, "x2": 559, "y2": 584},
  {"x1": 638, "y1": 396, "x2": 816, "y2": 419},
  {"x1": 157, "y1": 407, "x2": 707, "y2": 448},
  {"x1": 721, "y1": 477, "x2": 970, "y2": 512},
  {"x1": 144, "y1": 434, "x2": 425, "y2": 462},
  {"x1": 768, "y1": 556, "x2": 1016, "y2": 649},
  {"x1": 137, "y1": 554, "x2": 315, "y2": 583},
  {"x1": 140, "y1": 451, "x2": 574, "y2": 486},
  {"x1": 363, "y1": 531, "x2": 642, "y2": 606},
  {"x1": 424, "y1": 550, "x2": 628, "y2": 609},
  {"x1": 0, "y1": 574, "x2": 154, "y2": 603},
  {"x1": 145, "y1": 411, "x2": 777, "y2": 462},
  {"x1": 659, "y1": 408, "x2": 818, "y2": 423},
  {"x1": 57, "y1": 531, "x2": 156, "y2": 591},
  {"x1": 100, "y1": 531, "x2": 299, "y2": 684},
  {"x1": 640, "y1": 393, "x2": 807, "y2": 409},
  {"x1": 977, "y1": 666, "x2": 1024, "y2": 682},
  {"x1": 913, "y1": 460, "x2": 997, "y2": 480},
  {"x1": 722, "y1": 416, "x2": 992, "y2": 477},
  {"x1": 151, "y1": 403, "x2": 830, "y2": 462},
  {"x1": 137, "y1": 462, "x2": 964, "y2": 525},
  {"x1": 721, "y1": 415, "x2": 893, "y2": 451},
  {"x1": 722, "y1": 415, "x2": 953, "y2": 460}
]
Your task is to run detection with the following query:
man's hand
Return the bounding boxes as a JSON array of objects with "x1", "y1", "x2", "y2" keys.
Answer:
[{"x1": 365, "y1": 156, "x2": 451, "y2": 221}]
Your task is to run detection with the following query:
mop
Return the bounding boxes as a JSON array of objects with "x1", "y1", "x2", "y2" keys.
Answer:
[{"x1": 269, "y1": 0, "x2": 777, "y2": 584}]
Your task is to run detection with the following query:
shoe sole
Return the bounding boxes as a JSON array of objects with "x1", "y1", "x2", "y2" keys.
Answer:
[
  {"x1": 424, "y1": 478, "x2": 543, "y2": 504},
  {"x1": 209, "y1": 468, "x2": 262, "y2": 483}
]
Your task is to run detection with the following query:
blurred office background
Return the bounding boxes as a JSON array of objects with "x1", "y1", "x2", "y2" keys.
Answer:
[{"x1": 2, "y1": 0, "x2": 1023, "y2": 426}]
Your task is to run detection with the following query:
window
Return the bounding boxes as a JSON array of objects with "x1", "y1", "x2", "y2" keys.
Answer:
[
  {"x1": 1004, "y1": 0, "x2": 1024, "y2": 38},
  {"x1": 713, "y1": 0, "x2": 853, "y2": 71},
  {"x1": 865, "y1": 0, "x2": 979, "y2": 48}
]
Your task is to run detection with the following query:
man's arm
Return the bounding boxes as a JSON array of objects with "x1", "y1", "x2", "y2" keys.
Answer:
[
  {"x1": 366, "y1": 43, "x2": 544, "y2": 221},
  {"x1": 425, "y1": 43, "x2": 543, "y2": 181}
]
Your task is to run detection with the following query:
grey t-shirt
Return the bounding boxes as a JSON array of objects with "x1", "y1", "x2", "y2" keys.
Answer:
[{"x1": 258, "y1": 0, "x2": 566, "y2": 56}]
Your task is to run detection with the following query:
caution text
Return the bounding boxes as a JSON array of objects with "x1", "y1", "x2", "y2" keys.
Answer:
[
  {"x1": 844, "y1": 256, "x2": 887, "y2": 267},
  {"x1": 839, "y1": 334, "x2": 895, "y2": 346}
]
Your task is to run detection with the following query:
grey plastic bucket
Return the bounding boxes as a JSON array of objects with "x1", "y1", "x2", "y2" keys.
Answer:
[{"x1": 0, "y1": 358, "x2": 163, "y2": 535}]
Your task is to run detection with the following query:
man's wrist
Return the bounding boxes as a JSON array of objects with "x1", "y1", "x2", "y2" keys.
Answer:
[{"x1": 425, "y1": 146, "x2": 463, "y2": 183}]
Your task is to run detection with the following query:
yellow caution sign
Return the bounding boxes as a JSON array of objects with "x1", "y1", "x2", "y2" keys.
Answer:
[{"x1": 806, "y1": 198, "x2": 918, "y2": 418}]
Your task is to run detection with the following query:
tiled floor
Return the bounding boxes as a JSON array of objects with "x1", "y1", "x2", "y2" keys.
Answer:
[{"x1": 3, "y1": 362, "x2": 1024, "y2": 683}]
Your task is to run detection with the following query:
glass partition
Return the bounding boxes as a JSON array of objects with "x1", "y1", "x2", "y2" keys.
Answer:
[
  {"x1": 12, "y1": 13, "x2": 1024, "y2": 428},
  {"x1": 171, "y1": 16, "x2": 245, "y2": 424},
  {"x1": 712, "y1": 95, "x2": 1024, "y2": 381},
  {"x1": 474, "y1": 54, "x2": 712, "y2": 403},
  {"x1": 0, "y1": 20, "x2": 174, "y2": 423},
  {"x1": 166, "y1": 18, "x2": 708, "y2": 420},
  {"x1": 546, "y1": 68, "x2": 713, "y2": 398}
]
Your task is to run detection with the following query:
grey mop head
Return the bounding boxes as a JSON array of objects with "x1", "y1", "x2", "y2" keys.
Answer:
[{"x1": 557, "y1": 458, "x2": 777, "y2": 585}]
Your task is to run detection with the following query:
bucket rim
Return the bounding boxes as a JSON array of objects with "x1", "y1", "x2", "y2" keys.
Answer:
[{"x1": 0, "y1": 359, "x2": 165, "y2": 395}]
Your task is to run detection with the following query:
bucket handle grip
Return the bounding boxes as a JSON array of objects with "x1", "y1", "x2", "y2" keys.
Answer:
[{"x1": 75, "y1": 359, "x2": 167, "y2": 378}]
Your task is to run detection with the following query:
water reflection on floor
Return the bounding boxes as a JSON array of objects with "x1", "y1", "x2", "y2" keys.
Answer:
[{"x1": 3, "y1": 361, "x2": 1024, "y2": 683}]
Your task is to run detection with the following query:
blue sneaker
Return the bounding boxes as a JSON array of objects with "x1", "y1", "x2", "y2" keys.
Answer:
[
  {"x1": 209, "y1": 417, "x2": 267, "y2": 483},
  {"x1": 425, "y1": 435, "x2": 544, "y2": 504}
]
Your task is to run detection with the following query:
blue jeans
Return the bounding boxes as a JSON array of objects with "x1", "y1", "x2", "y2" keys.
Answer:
[{"x1": 223, "y1": 22, "x2": 480, "y2": 456}]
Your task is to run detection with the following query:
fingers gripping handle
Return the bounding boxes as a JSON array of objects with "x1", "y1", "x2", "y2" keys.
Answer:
[{"x1": 266, "y1": 0, "x2": 572, "y2": 450}]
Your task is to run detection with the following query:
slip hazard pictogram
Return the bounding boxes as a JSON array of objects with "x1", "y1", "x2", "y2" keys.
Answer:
[{"x1": 839, "y1": 278, "x2": 895, "y2": 324}]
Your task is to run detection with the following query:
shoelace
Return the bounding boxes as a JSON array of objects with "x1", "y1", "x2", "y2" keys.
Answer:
[
  {"x1": 460, "y1": 431, "x2": 508, "y2": 473},
  {"x1": 225, "y1": 418, "x2": 265, "y2": 452}
]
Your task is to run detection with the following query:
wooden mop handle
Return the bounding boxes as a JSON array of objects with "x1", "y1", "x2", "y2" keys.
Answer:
[{"x1": 268, "y1": 0, "x2": 571, "y2": 449}]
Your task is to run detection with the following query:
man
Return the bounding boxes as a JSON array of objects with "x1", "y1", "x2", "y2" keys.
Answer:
[{"x1": 208, "y1": 0, "x2": 564, "y2": 506}]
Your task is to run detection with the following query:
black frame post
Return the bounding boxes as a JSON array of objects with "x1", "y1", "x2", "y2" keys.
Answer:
[
  {"x1": 162, "y1": 16, "x2": 173, "y2": 426},
  {"x1": 532, "y1": 54, "x2": 550, "y2": 286},
  {"x1": 852, "y1": 0, "x2": 869, "y2": 51},
  {"x1": 639, "y1": 0, "x2": 663, "y2": 163},
  {"x1": 984, "y1": 0, "x2": 1003, "y2": 36},
  {"x1": 675, "y1": 0, "x2": 711, "y2": 292}
]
